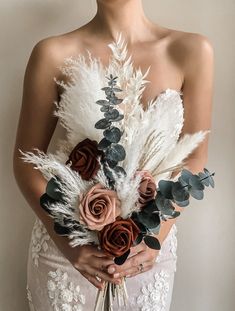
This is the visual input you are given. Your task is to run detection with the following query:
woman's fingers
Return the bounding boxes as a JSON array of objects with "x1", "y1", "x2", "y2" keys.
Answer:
[
  {"x1": 91, "y1": 246, "x2": 114, "y2": 259},
  {"x1": 88, "y1": 266, "x2": 122, "y2": 285},
  {"x1": 124, "y1": 261, "x2": 153, "y2": 278},
  {"x1": 80, "y1": 271, "x2": 104, "y2": 290},
  {"x1": 107, "y1": 248, "x2": 159, "y2": 277},
  {"x1": 129, "y1": 241, "x2": 146, "y2": 256},
  {"x1": 107, "y1": 249, "x2": 148, "y2": 275},
  {"x1": 91, "y1": 256, "x2": 114, "y2": 271}
]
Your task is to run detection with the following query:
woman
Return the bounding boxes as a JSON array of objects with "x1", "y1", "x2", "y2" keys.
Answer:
[{"x1": 13, "y1": 0, "x2": 214, "y2": 310}]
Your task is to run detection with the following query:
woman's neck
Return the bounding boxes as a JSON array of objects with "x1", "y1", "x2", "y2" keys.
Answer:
[{"x1": 90, "y1": 0, "x2": 156, "y2": 44}]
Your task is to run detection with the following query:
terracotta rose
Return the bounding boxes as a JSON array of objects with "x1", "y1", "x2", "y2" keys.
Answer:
[
  {"x1": 78, "y1": 183, "x2": 121, "y2": 231},
  {"x1": 66, "y1": 138, "x2": 103, "y2": 180},
  {"x1": 136, "y1": 170, "x2": 156, "y2": 208},
  {"x1": 99, "y1": 218, "x2": 141, "y2": 257}
]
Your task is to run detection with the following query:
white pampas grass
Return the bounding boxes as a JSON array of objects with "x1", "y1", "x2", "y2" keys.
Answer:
[
  {"x1": 69, "y1": 230, "x2": 99, "y2": 247},
  {"x1": 154, "y1": 130, "x2": 210, "y2": 181},
  {"x1": 18, "y1": 148, "x2": 92, "y2": 200},
  {"x1": 52, "y1": 52, "x2": 107, "y2": 159}
]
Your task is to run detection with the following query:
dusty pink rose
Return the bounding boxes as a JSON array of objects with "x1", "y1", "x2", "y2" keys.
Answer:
[
  {"x1": 78, "y1": 183, "x2": 121, "y2": 231},
  {"x1": 136, "y1": 170, "x2": 156, "y2": 208}
]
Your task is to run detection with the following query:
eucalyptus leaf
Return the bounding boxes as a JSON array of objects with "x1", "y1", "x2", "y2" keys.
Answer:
[
  {"x1": 158, "y1": 180, "x2": 174, "y2": 199},
  {"x1": 54, "y1": 221, "x2": 71, "y2": 236},
  {"x1": 97, "y1": 138, "x2": 112, "y2": 150},
  {"x1": 156, "y1": 193, "x2": 177, "y2": 214},
  {"x1": 180, "y1": 169, "x2": 194, "y2": 184},
  {"x1": 40, "y1": 193, "x2": 56, "y2": 215},
  {"x1": 189, "y1": 188, "x2": 204, "y2": 200},
  {"x1": 174, "y1": 199, "x2": 190, "y2": 207},
  {"x1": 198, "y1": 172, "x2": 210, "y2": 186},
  {"x1": 143, "y1": 200, "x2": 158, "y2": 214},
  {"x1": 133, "y1": 233, "x2": 143, "y2": 246},
  {"x1": 189, "y1": 175, "x2": 205, "y2": 190},
  {"x1": 161, "y1": 205, "x2": 175, "y2": 216},
  {"x1": 155, "y1": 192, "x2": 166, "y2": 211},
  {"x1": 104, "y1": 109, "x2": 120, "y2": 120},
  {"x1": 96, "y1": 99, "x2": 110, "y2": 106},
  {"x1": 103, "y1": 166, "x2": 115, "y2": 182},
  {"x1": 198, "y1": 172, "x2": 207, "y2": 179},
  {"x1": 178, "y1": 176, "x2": 189, "y2": 187},
  {"x1": 113, "y1": 87, "x2": 122, "y2": 92},
  {"x1": 101, "y1": 87, "x2": 111, "y2": 91},
  {"x1": 148, "y1": 224, "x2": 161, "y2": 235},
  {"x1": 103, "y1": 88, "x2": 113, "y2": 96},
  {"x1": 100, "y1": 106, "x2": 110, "y2": 112},
  {"x1": 112, "y1": 98, "x2": 123, "y2": 105},
  {"x1": 136, "y1": 210, "x2": 161, "y2": 230},
  {"x1": 111, "y1": 114, "x2": 124, "y2": 122},
  {"x1": 172, "y1": 182, "x2": 190, "y2": 202},
  {"x1": 103, "y1": 127, "x2": 122, "y2": 143},
  {"x1": 95, "y1": 118, "x2": 111, "y2": 129},
  {"x1": 203, "y1": 168, "x2": 215, "y2": 188},
  {"x1": 46, "y1": 177, "x2": 64, "y2": 201},
  {"x1": 106, "y1": 144, "x2": 126, "y2": 162},
  {"x1": 114, "y1": 249, "x2": 130, "y2": 265},
  {"x1": 108, "y1": 96, "x2": 118, "y2": 104},
  {"x1": 113, "y1": 165, "x2": 126, "y2": 177},
  {"x1": 130, "y1": 216, "x2": 148, "y2": 234},
  {"x1": 106, "y1": 158, "x2": 118, "y2": 168},
  {"x1": 144, "y1": 236, "x2": 161, "y2": 250},
  {"x1": 107, "y1": 74, "x2": 117, "y2": 81},
  {"x1": 171, "y1": 211, "x2": 181, "y2": 218}
]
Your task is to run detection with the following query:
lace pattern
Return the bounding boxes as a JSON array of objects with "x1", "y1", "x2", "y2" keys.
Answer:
[
  {"x1": 26, "y1": 284, "x2": 35, "y2": 311},
  {"x1": 31, "y1": 218, "x2": 50, "y2": 267},
  {"x1": 156, "y1": 224, "x2": 178, "y2": 271},
  {"x1": 136, "y1": 270, "x2": 171, "y2": 311},
  {"x1": 47, "y1": 268, "x2": 86, "y2": 311}
]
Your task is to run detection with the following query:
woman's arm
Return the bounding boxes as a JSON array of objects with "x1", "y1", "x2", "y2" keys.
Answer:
[
  {"x1": 13, "y1": 38, "x2": 121, "y2": 289},
  {"x1": 155, "y1": 33, "x2": 214, "y2": 245},
  {"x1": 106, "y1": 33, "x2": 214, "y2": 278},
  {"x1": 13, "y1": 38, "x2": 63, "y2": 235}
]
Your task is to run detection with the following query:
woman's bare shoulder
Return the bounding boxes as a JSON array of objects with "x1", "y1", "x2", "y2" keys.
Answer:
[
  {"x1": 31, "y1": 35, "x2": 75, "y2": 64},
  {"x1": 28, "y1": 31, "x2": 84, "y2": 78},
  {"x1": 165, "y1": 26, "x2": 213, "y2": 49},
  {"x1": 165, "y1": 27, "x2": 214, "y2": 72}
]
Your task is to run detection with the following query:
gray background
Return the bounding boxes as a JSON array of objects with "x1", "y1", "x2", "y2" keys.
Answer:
[{"x1": 0, "y1": 0, "x2": 234, "y2": 310}]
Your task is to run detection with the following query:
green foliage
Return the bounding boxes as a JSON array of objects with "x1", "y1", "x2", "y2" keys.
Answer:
[
  {"x1": 130, "y1": 168, "x2": 215, "y2": 256},
  {"x1": 144, "y1": 235, "x2": 161, "y2": 250},
  {"x1": 114, "y1": 249, "x2": 130, "y2": 265},
  {"x1": 46, "y1": 176, "x2": 64, "y2": 201},
  {"x1": 95, "y1": 74, "x2": 127, "y2": 187},
  {"x1": 157, "y1": 168, "x2": 215, "y2": 208}
]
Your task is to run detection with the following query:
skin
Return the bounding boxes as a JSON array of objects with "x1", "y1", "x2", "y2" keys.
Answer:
[{"x1": 13, "y1": 0, "x2": 214, "y2": 290}]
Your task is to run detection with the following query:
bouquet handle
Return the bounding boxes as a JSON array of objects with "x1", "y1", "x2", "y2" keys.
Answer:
[{"x1": 94, "y1": 279, "x2": 128, "y2": 311}]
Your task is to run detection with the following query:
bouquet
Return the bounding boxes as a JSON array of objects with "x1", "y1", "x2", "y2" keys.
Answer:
[{"x1": 19, "y1": 33, "x2": 215, "y2": 310}]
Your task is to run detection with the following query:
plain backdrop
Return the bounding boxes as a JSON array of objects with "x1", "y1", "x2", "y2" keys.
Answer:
[{"x1": 0, "y1": 1, "x2": 234, "y2": 310}]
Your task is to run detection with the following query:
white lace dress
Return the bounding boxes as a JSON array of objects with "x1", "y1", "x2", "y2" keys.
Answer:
[
  {"x1": 26, "y1": 218, "x2": 178, "y2": 311},
  {"x1": 24, "y1": 33, "x2": 197, "y2": 311}
]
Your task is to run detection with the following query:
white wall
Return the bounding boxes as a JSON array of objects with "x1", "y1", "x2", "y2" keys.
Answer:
[{"x1": 0, "y1": 1, "x2": 234, "y2": 310}]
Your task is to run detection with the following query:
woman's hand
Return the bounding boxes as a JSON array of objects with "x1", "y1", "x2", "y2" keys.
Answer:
[
  {"x1": 46, "y1": 227, "x2": 123, "y2": 290},
  {"x1": 64, "y1": 244, "x2": 123, "y2": 289},
  {"x1": 106, "y1": 242, "x2": 160, "y2": 279}
]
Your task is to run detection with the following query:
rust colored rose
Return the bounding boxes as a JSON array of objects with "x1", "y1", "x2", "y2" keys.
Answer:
[
  {"x1": 99, "y1": 218, "x2": 141, "y2": 257},
  {"x1": 136, "y1": 170, "x2": 156, "y2": 208},
  {"x1": 78, "y1": 183, "x2": 121, "y2": 231},
  {"x1": 66, "y1": 138, "x2": 103, "y2": 180}
]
